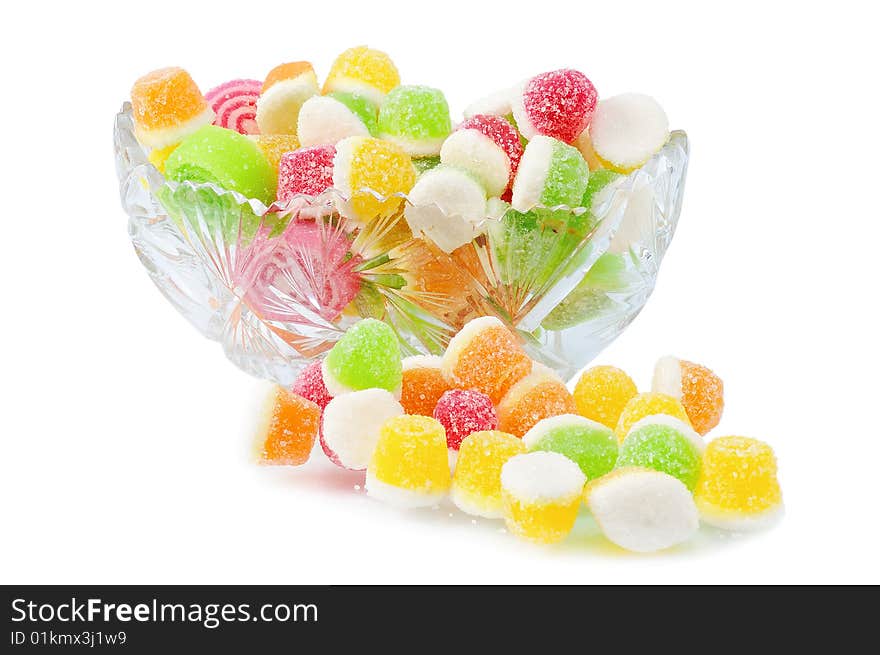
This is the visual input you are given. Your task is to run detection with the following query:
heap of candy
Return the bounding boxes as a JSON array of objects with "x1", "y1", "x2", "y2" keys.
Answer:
[
  {"x1": 128, "y1": 48, "x2": 675, "y2": 336},
  {"x1": 253, "y1": 316, "x2": 783, "y2": 553}
]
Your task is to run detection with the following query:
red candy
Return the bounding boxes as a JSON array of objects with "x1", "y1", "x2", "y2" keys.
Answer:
[
  {"x1": 291, "y1": 360, "x2": 333, "y2": 410},
  {"x1": 205, "y1": 79, "x2": 261, "y2": 135},
  {"x1": 433, "y1": 389, "x2": 498, "y2": 451},
  {"x1": 521, "y1": 69, "x2": 597, "y2": 143},
  {"x1": 457, "y1": 114, "x2": 524, "y2": 193},
  {"x1": 277, "y1": 145, "x2": 336, "y2": 202}
]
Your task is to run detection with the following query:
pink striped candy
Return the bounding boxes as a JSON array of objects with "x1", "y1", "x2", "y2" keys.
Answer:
[{"x1": 205, "y1": 79, "x2": 261, "y2": 135}]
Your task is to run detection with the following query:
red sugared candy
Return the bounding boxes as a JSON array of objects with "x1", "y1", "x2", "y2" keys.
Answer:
[
  {"x1": 433, "y1": 389, "x2": 498, "y2": 451},
  {"x1": 205, "y1": 79, "x2": 261, "y2": 135},
  {"x1": 277, "y1": 145, "x2": 336, "y2": 202},
  {"x1": 457, "y1": 114, "x2": 524, "y2": 193},
  {"x1": 513, "y1": 69, "x2": 598, "y2": 144},
  {"x1": 291, "y1": 360, "x2": 333, "y2": 410}
]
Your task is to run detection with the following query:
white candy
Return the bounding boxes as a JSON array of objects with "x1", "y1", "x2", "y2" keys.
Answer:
[
  {"x1": 510, "y1": 134, "x2": 556, "y2": 212},
  {"x1": 440, "y1": 129, "x2": 511, "y2": 197},
  {"x1": 589, "y1": 93, "x2": 669, "y2": 171},
  {"x1": 297, "y1": 95, "x2": 369, "y2": 147},
  {"x1": 255, "y1": 71, "x2": 319, "y2": 135},
  {"x1": 652, "y1": 355, "x2": 683, "y2": 398},
  {"x1": 510, "y1": 80, "x2": 538, "y2": 140},
  {"x1": 588, "y1": 469, "x2": 699, "y2": 553},
  {"x1": 464, "y1": 87, "x2": 515, "y2": 120},
  {"x1": 404, "y1": 165, "x2": 488, "y2": 253},
  {"x1": 500, "y1": 451, "x2": 586, "y2": 504},
  {"x1": 321, "y1": 389, "x2": 404, "y2": 470}
]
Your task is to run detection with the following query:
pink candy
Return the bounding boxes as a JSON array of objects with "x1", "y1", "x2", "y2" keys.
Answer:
[
  {"x1": 291, "y1": 360, "x2": 333, "y2": 410},
  {"x1": 519, "y1": 69, "x2": 597, "y2": 143},
  {"x1": 433, "y1": 389, "x2": 498, "y2": 451},
  {"x1": 205, "y1": 79, "x2": 261, "y2": 135},
  {"x1": 457, "y1": 114, "x2": 524, "y2": 196},
  {"x1": 277, "y1": 145, "x2": 336, "y2": 202}
]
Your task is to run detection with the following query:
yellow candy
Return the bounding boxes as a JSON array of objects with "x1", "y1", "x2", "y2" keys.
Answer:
[
  {"x1": 333, "y1": 136, "x2": 416, "y2": 223},
  {"x1": 248, "y1": 134, "x2": 300, "y2": 172},
  {"x1": 366, "y1": 415, "x2": 451, "y2": 508},
  {"x1": 614, "y1": 392, "x2": 691, "y2": 443},
  {"x1": 694, "y1": 436, "x2": 783, "y2": 531},
  {"x1": 573, "y1": 365, "x2": 638, "y2": 429},
  {"x1": 451, "y1": 431, "x2": 526, "y2": 518},
  {"x1": 147, "y1": 143, "x2": 179, "y2": 173},
  {"x1": 500, "y1": 451, "x2": 586, "y2": 544},
  {"x1": 323, "y1": 46, "x2": 400, "y2": 106}
]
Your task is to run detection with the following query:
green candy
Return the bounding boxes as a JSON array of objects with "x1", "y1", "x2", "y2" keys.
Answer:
[
  {"x1": 378, "y1": 85, "x2": 451, "y2": 157},
  {"x1": 165, "y1": 125, "x2": 276, "y2": 205},
  {"x1": 329, "y1": 91, "x2": 379, "y2": 135},
  {"x1": 581, "y1": 168, "x2": 622, "y2": 210},
  {"x1": 412, "y1": 156, "x2": 441, "y2": 176},
  {"x1": 616, "y1": 415, "x2": 704, "y2": 491},
  {"x1": 523, "y1": 415, "x2": 618, "y2": 481},
  {"x1": 541, "y1": 139, "x2": 589, "y2": 208},
  {"x1": 322, "y1": 318, "x2": 402, "y2": 396}
]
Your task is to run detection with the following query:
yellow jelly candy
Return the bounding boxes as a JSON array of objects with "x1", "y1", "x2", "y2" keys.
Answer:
[
  {"x1": 501, "y1": 451, "x2": 586, "y2": 544},
  {"x1": 694, "y1": 436, "x2": 783, "y2": 531},
  {"x1": 614, "y1": 392, "x2": 690, "y2": 443},
  {"x1": 451, "y1": 431, "x2": 526, "y2": 518},
  {"x1": 249, "y1": 134, "x2": 301, "y2": 172},
  {"x1": 573, "y1": 365, "x2": 638, "y2": 429},
  {"x1": 366, "y1": 415, "x2": 451, "y2": 508},
  {"x1": 323, "y1": 46, "x2": 400, "y2": 106}
]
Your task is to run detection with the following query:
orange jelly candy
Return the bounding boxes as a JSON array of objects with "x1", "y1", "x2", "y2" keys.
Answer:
[
  {"x1": 497, "y1": 371, "x2": 577, "y2": 437},
  {"x1": 400, "y1": 356, "x2": 453, "y2": 416},
  {"x1": 131, "y1": 67, "x2": 212, "y2": 145},
  {"x1": 442, "y1": 317, "x2": 532, "y2": 404},
  {"x1": 255, "y1": 386, "x2": 321, "y2": 466}
]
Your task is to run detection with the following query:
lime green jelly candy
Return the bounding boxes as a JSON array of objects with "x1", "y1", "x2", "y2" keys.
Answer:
[
  {"x1": 582, "y1": 169, "x2": 622, "y2": 209},
  {"x1": 378, "y1": 85, "x2": 451, "y2": 157},
  {"x1": 511, "y1": 135, "x2": 588, "y2": 211},
  {"x1": 329, "y1": 91, "x2": 379, "y2": 135},
  {"x1": 412, "y1": 156, "x2": 441, "y2": 176},
  {"x1": 322, "y1": 318, "x2": 403, "y2": 396},
  {"x1": 165, "y1": 125, "x2": 276, "y2": 205},
  {"x1": 523, "y1": 414, "x2": 618, "y2": 481},
  {"x1": 616, "y1": 415, "x2": 704, "y2": 491}
]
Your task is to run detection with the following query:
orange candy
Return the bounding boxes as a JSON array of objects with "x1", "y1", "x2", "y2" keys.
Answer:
[
  {"x1": 255, "y1": 386, "x2": 321, "y2": 466},
  {"x1": 442, "y1": 317, "x2": 532, "y2": 404},
  {"x1": 653, "y1": 356, "x2": 724, "y2": 436},
  {"x1": 131, "y1": 67, "x2": 212, "y2": 147},
  {"x1": 262, "y1": 61, "x2": 315, "y2": 94},
  {"x1": 497, "y1": 371, "x2": 577, "y2": 437},
  {"x1": 400, "y1": 356, "x2": 454, "y2": 416}
]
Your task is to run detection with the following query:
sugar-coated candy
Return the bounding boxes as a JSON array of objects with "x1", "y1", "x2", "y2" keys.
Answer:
[
  {"x1": 254, "y1": 386, "x2": 321, "y2": 466},
  {"x1": 366, "y1": 415, "x2": 451, "y2": 508},
  {"x1": 404, "y1": 165, "x2": 488, "y2": 253},
  {"x1": 511, "y1": 135, "x2": 589, "y2": 212},
  {"x1": 164, "y1": 125, "x2": 276, "y2": 204},
  {"x1": 501, "y1": 451, "x2": 586, "y2": 544},
  {"x1": 248, "y1": 134, "x2": 300, "y2": 172},
  {"x1": 589, "y1": 93, "x2": 669, "y2": 173},
  {"x1": 442, "y1": 316, "x2": 532, "y2": 404},
  {"x1": 614, "y1": 392, "x2": 691, "y2": 443},
  {"x1": 276, "y1": 145, "x2": 335, "y2": 202},
  {"x1": 581, "y1": 168, "x2": 622, "y2": 210},
  {"x1": 512, "y1": 69, "x2": 598, "y2": 143},
  {"x1": 464, "y1": 87, "x2": 516, "y2": 120},
  {"x1": 400, "y1": 355, "x2": 453, "y2": 416},
  {"x1": 652, "y1": 356, "x2": 724, "y2": 436},
  {"x1": 573, "y1": 365, "x2": 638, "y2": 429},
  {"x1": 377, "y1": 86, "x2": 452, "y2": 157},
  {"x1": 332, "y1": 136, "x2": 416, "y2": 223},
  {"x1": 433, "y1": 389, "x2": 498, "y2": 452},
  {"x1": 587, "y1": 468, "x2": 699, "y2": 553},
  {"x1": 523, "y1": 414, "x2": 618, "y2": 481},
  {"x1": 413, "y1": 156, "x2": 441, "y2": 176},
  {"x1": 440, "y1": 115, "x2": 523, "y2": 197},
  {"x1": 131, "y1": 67, "x2": 214, "y2": 150},
  {"x1": 296, "y1": 92, "x2": 377, "y2": 147},
  {"x1": 322, "y1": 46, "x2": 400, "y2": 106},
  {"x1": 694, "y1": 436, "x2": 783, "y2": 531},
  {"x1": 573, "y1": 129, "x2": 604, "y2": 171},
  {"x1": 255, "y1": 62, "x2": 318, "y2": 135},
  {"x1": 321, "y1": 389, "x2": 404, "y2": 470},
  {"x1": 290, "y1": 360, "x2": 333, "y2": 410},
  {"x1": 205, "y1": 79, "x2": 261, "y2": 135},
  {"x1": 322, "y1": 318, "x2": 402, "y2": 397},
  {"x1": 497, "y1": 370, "x2": 577, "y2": 437},
  {"x1": 451, "y1": 430, "x2": 525, "y2": 518},
  {"x1": 616, "y1": 415, "x2": 704, "y2": 491}
]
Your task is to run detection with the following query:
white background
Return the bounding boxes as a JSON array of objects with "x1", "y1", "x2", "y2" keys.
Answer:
[{"x1": 1, "y1": 0, "x2": 878, "y2": 584}]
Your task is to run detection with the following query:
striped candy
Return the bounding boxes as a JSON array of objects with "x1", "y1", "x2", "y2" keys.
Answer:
[{"x1": 205, "y1": 79, "x2": 261, "y2": 135}]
